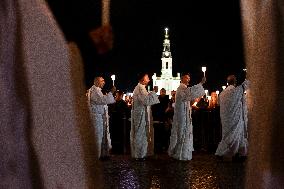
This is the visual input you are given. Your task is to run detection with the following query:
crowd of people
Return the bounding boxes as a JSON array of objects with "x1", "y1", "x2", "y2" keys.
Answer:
[{"x1": 87, "y1": 72, "x2": 249, "y2": 162}]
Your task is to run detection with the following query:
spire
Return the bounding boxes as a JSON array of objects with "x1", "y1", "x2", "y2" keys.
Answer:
[
  {"x1": 162, "y1": 27, "x2": 171, "y2": 58},
  {"x1": 165, "y1": 27, "x2": 169, "y2": 39}
]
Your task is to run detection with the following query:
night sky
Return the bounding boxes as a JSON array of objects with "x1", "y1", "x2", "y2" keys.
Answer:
[{"x1": 47, "y1": 0, "x2": 245, "y2": 93}]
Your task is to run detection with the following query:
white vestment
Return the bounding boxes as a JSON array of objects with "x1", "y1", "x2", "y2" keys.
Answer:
[
  {"x1": 130, "y1": 83, "x2": 160, "y2": 158},
  {"x1": 168, "y1": 83, "x2": 205, "y2": 160},
  {"x1": 215, "y1": 80, "x2": 249, "y2": 157},
  {"x1": 88, "y1": 86, "x2": 115, "y2": 158}
]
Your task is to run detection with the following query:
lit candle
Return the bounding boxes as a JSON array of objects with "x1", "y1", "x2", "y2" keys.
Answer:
[
  {"x1": 202, "y1": 67, "x2": 207, "y2": 77},
  {"x1": 111, "y1": 74, "x2": 115, "y2": 86},
  {"x1": 102, "y1": 0, "x2": 110, "y2": 25},
  {"x1": 215, "y1": 90, "x2": 220, "y2": 105},
  {"x1": 204, "y1": 89, "x2": 209, "y2": 97}
]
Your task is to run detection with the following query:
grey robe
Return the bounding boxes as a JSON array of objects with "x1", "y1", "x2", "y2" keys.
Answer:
[
  {"x1": 168, "y1": 83, "x2": 205, "y2": 160},
  {"x1": 215, "y1": 80, "x2": 249, "y2": 157},
  {"x1": 131, "y1": 83, "x2": 160, "y2": 158},
  {"x1": 88, "y1": 86, "x2": 115, "y2": 158},
  {"x1": 0, "y1": 1, "x2": 100, "y2": 188}
]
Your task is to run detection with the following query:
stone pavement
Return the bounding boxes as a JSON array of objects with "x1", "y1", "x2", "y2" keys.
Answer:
[{"x1": 100, "y1": 152, "x2": 245, "y2": 189}]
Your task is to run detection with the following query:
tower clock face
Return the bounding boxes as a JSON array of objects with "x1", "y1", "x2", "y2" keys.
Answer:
[{"x1": 165, "y1": 52, "x2": 169, "y2": 56}]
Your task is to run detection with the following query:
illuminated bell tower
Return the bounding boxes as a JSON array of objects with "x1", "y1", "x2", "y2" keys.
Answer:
[
  {"x1": 152, "y1": 27, "x2": 180, "y2": 95},
  {"x1": 161, "y1": 28, "x2": 172, "y2": 78}
]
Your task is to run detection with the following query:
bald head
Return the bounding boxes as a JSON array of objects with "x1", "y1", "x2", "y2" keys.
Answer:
[
  {"x1": 227, "y1": 75, "x2": 237, "y2": 86},
  {"x1": 94, "y1": 77, "x2": 105, "y2": 88}
]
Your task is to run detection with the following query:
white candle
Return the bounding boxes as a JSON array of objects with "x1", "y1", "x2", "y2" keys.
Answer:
[
  {"x1": 207, "y1": 96, "x2": 211, "y2": 101},
  {"x1": 202, "y1": 67, "x2": 206, "y2": 77},
  {"x1": 204, "y1": 89, "x2": 209, "y2": 97},
  {"x1": 102, "y1": 0, "x2": 110, "y2": 25},
  {"x1": 111, "y1": 74, "x2": 115, "y2": 85}
]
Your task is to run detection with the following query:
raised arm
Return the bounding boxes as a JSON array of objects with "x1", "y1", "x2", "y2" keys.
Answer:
[
  {"x1": 90, "y1": 89, "x2": 115, "y2": 105},
  {"x1": 137, "y1": 89, "x2": 160, "y2": 106},
  {"x1": 181, "y1": 84, "x2": 205, "y2": 101}
]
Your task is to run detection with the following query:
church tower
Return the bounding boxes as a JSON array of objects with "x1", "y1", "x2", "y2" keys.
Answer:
[
  {"x1": 161, "y1": 28, "x2": 173, "y2": 78},
  {"x1": 152, "y1": 27, "x2": 180, "y2": 95}
]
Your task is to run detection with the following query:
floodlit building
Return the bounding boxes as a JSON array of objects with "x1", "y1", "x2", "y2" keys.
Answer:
[{"x1": 152, "y1": 28, "x2": 180, "y2": 95}]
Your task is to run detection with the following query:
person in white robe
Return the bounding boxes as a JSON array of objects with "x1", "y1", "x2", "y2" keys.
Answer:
[
  {"x1": 215, "y1": 75, "x2": 249, "y2": 159},
  {"x1": 88, "y1": 77, "x2": 116, "y2": 159},
  {"x1": 168, "y1": 73, "x2": 206, "y2": 161},
  {"x1": 131, "y1": 73, "x2": 160, "y2": 159}
]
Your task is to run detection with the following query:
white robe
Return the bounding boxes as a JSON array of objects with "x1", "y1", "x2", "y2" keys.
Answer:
[
  {"x1": 130, "y1": 83, "x2": 160, "y2": 158},
  {"x1": 168, "y1": 83, "x2": 205, "y2": 160},
  {"x1": 88, "y1": 86, "x2": 115, "y2": 158},
  {"x1": 215, "y1": 80, "x2": 249, "y2": 157}
]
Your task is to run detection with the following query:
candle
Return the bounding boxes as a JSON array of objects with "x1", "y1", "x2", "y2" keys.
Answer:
[
  {"x1": 202, "y1": 67, "x2": 206, "y2": 77},
  {"x1": 204, "y1": 89, "x2": 209, "y2": 97},
  {"x1": 111, "y1": 74, "x2": 115, "y2": 85},
  {"x1": 102, "y1": 0, "x2": 110, "y2": 25}
]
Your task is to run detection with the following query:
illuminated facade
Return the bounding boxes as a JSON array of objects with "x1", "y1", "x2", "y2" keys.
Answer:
[{"x1": 152, "y1": 28, "x2": 180, "y2": 95}]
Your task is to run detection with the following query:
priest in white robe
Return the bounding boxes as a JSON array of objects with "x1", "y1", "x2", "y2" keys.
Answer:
[
  {"x1": 131, "y1": 73, "x2": 160, "y2": 159},
  {"x1": 88, "y1": 77, "x2": 116, "y2": 159},
  {"x1": 215, "y1": 75, "x2": 249, "y2": 159},
  {"x1": 168, "y1": 73, "x2": 206, "y2": 161}
]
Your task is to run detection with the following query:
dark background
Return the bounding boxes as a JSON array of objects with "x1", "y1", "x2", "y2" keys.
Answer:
[{"x1": 47, "y1": 0, "x2": 245, "y2": 93}]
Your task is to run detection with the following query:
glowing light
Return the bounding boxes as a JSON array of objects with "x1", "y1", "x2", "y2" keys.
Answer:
[
  {"x1": 216, "y1": 90, "x2": 220, "y2": 95},
  {"x1": 202, "y1": 67, "x2": 206, "y2": 77},
  {"x1": 205, "y1": 89, "x2": 209, "y2": 97},
  {"x1": 111, "y1": 74, "x2": 115, "y2": 80},
  {"x1": 111, "y1": 74, "x2": 115, "y2": 85},
  {"x1": 222, "y1": 86, "x2": 226, "y2": 90}
]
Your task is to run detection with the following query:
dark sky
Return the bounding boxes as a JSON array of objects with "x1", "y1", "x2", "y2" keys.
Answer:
[{"x1": 47, "y1": 0, "x2": 245, "y2": 93}]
